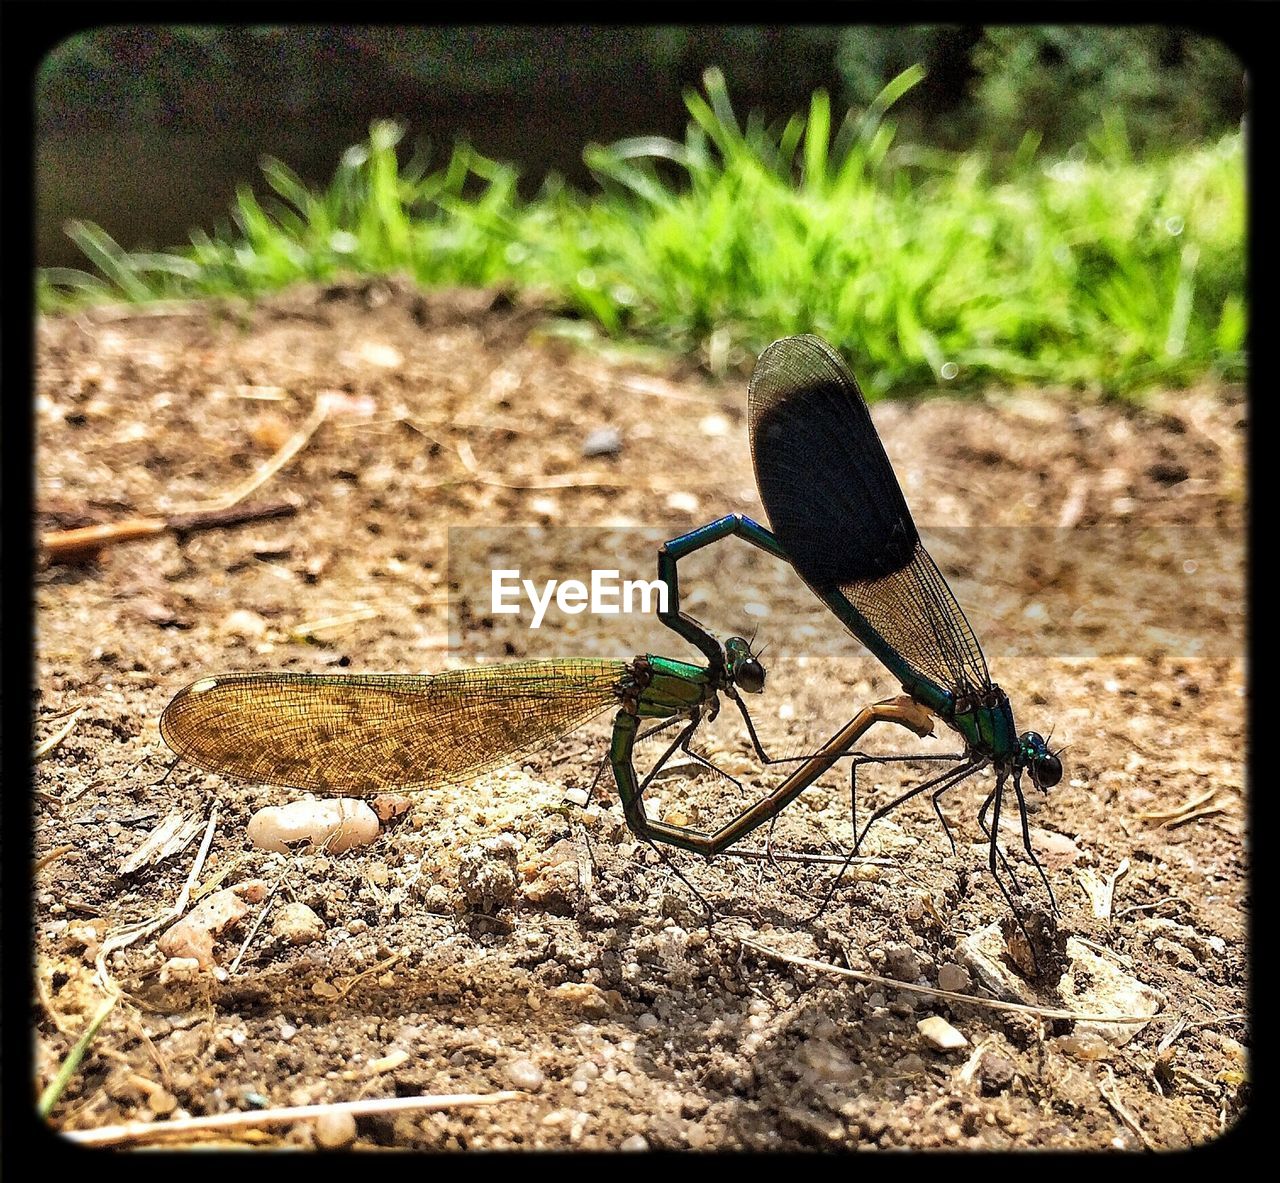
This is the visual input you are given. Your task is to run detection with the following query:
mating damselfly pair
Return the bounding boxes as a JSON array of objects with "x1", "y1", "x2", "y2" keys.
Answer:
[{"x1": 162, "y1": 336, "x2": 1064, "y2": 938}]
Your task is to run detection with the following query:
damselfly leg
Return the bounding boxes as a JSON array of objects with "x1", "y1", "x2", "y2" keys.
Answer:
[
  {"x1": 808, "y1": 759, "x2": 984, "y2": 920},
  {"x1": 976, "y1": 772, "x2": 1057, "y2": 913},
  {"x1": 1009, "y1": 771, "x2": 1058, "y2": 912},
  {"x1": 975, "y1": 772, "x2": 1061, "y2": 974}
]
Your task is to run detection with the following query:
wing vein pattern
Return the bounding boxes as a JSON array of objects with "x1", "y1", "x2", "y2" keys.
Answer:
[
  {"x1": 160, "y1": 661, "x2": 627, "y2": 793},
  {"x1": 748, "y1": 335, "x2": 990, "y2": 695}
]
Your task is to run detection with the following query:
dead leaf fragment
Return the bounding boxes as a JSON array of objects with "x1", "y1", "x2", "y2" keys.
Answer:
[{"x1": 157, "y1": 880, "x2": 269, "y2": 969}]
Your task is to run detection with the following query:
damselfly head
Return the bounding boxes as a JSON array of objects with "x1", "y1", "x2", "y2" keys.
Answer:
[
  {"x1": 725, "y1": 636, "x2": 767, "y2": 695},
  {"x1": 1019, "y1": 730, "x2": 1062, "y2": 790}
]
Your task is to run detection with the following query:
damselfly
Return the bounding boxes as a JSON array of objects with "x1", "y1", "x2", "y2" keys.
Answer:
[
  {"x1": 160, "y1": 636, "x2": 929, "y2": 858},
  {"x1": 657, "y1": 335, "x2": 1064, "y2": 924}
]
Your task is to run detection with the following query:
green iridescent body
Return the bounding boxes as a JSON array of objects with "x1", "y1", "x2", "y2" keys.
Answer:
[{"x1": 626, "y1": 656, "x2": 716, "y2": 717}]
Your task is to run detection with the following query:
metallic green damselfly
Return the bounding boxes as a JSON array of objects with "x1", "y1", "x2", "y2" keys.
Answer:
[
  {"x1": 161, "y1": 637, "x2": 933, "y2": 856},
  {"x1": 657, "y1": 336, "x2": 1065, "y2": 931}
]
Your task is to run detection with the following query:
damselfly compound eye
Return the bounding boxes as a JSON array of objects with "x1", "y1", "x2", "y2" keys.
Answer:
[
  {"x1": 736, "y1": 657, "x2": 766, "y2": 694},
  {"x1": 724, "y1": 636, "x2": 767, "y2": 693},
  {"x1": 1034, "y1": 752, "x2": 1063, "y2": 789}
]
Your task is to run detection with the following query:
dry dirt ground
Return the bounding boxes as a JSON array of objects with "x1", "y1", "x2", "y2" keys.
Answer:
[{"x1": 33, "y1": 280, "x2": 1247, "y2": 1150}]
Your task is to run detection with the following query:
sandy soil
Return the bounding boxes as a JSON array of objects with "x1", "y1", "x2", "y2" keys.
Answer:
[{"x1": 33, "y1": 279, "x2": 1247, "y2": 1150}]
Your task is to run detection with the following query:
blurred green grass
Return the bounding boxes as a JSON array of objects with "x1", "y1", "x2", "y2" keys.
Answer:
[{"x1": 39, "y1": 68, "x2": 1244, "y2": 398}]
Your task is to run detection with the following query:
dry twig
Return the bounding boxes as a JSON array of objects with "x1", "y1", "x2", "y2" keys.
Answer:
[
  {"x1": 42, "y1": 391, "x2": 330, "y2": 563},
  {"x1": 34, "y1": 708, "x2": 85, "y2": 759},
  {"x1": 1139, "y1": 787, "x2": 1225, "y2": 827},
  {"x1": 42, "y1": 501, "x2": 298, "y2": 564},
  {"x1": 35, "y1": 845, "x2": 78, "y2": 873},
  {"x1": 738, "y1": 936, "x2": 1157, "y2": 1025},
  {"x1": 61, "y1": 1090, "x2": 522, "y2": 1147},
  {"x1": 227, "y1": 860, "x2": 290, "y2": 976},
  {"x1": 194, "y1": 394, "x2": 331, "y2": 513},
  {"x1": 95, "y1": 807, "x2": 219, "y2": 996},
  {"x1": 1099, "y1": 1066, "x2": 1158, "y2": 1151}
]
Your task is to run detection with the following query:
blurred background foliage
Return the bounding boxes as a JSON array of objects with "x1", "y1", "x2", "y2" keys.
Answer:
[
  {"x1": 38, "y1": 25, "x2": 1244, "y2": 265},
  {"x1": 36, "y1": 25, "x2": 1245, "y2": 395},
  {"x1": 39, "y1": 25, "x2": 1243, "y2": 151}
]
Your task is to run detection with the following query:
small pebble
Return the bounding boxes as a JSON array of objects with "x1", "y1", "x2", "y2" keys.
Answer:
[
  {"x1": 313, "y1": 1110, "x2": 357, "y2": 1148},
  {"x1": 419, "y1": 883, "x2": 452, "y2": 913},
  {"x1": 637, "y1": 1012, "x2": 659, "y2": 1030},
  {"x1": 222, "y1": 609, "x2": 268, "y2": 639},
  {"x1": 158, "y1": 957, "x2": 202, "y2": 984},
  {"x1": 1054, "y1": 1031, "x2": 1111, "y2": 1062},
  {"x1": 368, "y1": 1048, "x2": 410, "y2": 1074},
  {"x1": 506, "y1": 1058, "x2": 546, "y2": 1091},
  {"x1": 681, "y1": 1096, "x2": 709, "y2": 1119},
  {"x1": 800, "y1": 1039, "x2": 859, "y2": 1085},
  {"x1": 553, "y1": 981, "x2": 619, "y2": 1016},
  {"x1": 938, "y1": 963, "x2": 971, "y2": 993},
  {"x1": 248, "y1": 799, "x2": 380, "y2": 854},
  {"x1": 272, "y1": 902, "x2": 326, "y2": 946},
  {"x1": 157, "y1": 881, "x2": 266, "y2": 969},
  {"x1": 664, "y1": 491, "x2": 699, "y2": 514},
  {"x1": 458, "y1": 842, "x2": 518, "y2": 914},
  {"x1": 582, "y1": 426, "x2": 623, "y2": 457},
  {"x1": 370, "y1": 794, "x2": 412, "y2": 822},
  {"x1": 917, "y1": 1015, "x2": 969, "y2": 1051},
  {"x1": 977, "y1": 1050, "x2": 1017, "y2": 1094},
  {"x1": 484, "y1": 833, "x2": 522, "y2": 858},
  {"x1": 883, "y1": 943, "x2": 922, "y2": 981},
  {"x1": 357, "y1": 342, "x2": 403, "y2": 369},
  {"x1": 620, "y1": 1134, "x2": 649, "y2": 1152}
]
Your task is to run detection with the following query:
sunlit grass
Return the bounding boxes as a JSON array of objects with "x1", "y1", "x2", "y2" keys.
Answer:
[{"x1": 39, "y1": 68, "x2": 1245, "y2": 397}]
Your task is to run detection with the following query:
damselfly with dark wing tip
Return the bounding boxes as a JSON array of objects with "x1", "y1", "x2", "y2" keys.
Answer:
[{"x1": 657, "y1": 335, "x2": 1064, "y2": 954}]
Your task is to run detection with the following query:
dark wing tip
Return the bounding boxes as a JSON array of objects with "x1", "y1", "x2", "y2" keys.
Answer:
[
  {"x1": 751, "y1": 335, "x2": 864, "y2": 399},
  {"x1": 746, "y1": 333, "x2": 916, "y2": 587}
]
